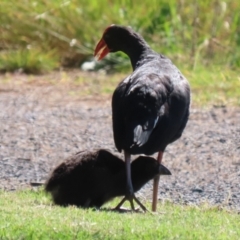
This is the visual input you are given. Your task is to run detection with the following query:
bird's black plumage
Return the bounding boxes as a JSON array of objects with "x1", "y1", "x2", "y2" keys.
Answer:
[
  {"x1": 106, "y1": 27, "x2": 190, "y2": 155},
  {"x1": 94, "y1": 25, "x2": 190, "y2": 211},
  {"x1": 45, "y1": 149, "x2": 171, "y2": 208}
]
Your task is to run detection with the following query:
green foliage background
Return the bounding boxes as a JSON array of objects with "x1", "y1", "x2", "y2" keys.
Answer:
[{"x1": 0, "y1": 0, "x2": 239, "y2": 73}]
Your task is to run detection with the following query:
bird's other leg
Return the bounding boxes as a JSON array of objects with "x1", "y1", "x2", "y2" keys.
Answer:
[
  {"x1": 114, "y1": 150, "x2": 147, "y2": 212},
  {"x1": 152, "y1": 151, "x2": 163, "y2": 212},
  {"x1": 125, "y1": 151, "x2": 134, "y2": 199}
]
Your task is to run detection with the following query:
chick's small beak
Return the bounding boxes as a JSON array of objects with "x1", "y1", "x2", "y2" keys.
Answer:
[
  {"x1": 94, "y1": 38, "x2": 110, "y2": 61},
  {"x1": 158, "y1": 164, "x2": 171, "y2": 175}
]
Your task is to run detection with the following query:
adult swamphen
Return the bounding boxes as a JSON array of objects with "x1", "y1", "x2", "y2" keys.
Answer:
[
  {"x1": 45, "y1": 149, "x2": 171, "y2": 208},
  {"x1": 94, "y1": 25, "x2": 190, "y2": 212}
]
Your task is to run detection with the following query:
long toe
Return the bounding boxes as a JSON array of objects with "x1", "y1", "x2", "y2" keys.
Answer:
[
  {"x1": 113, "y1": 194, "x2": 148, "y2": 213},
  {"x1": 113, "y1": 196, "x2": 128, "y2": 211},
  {"x1": 133, "y1": 195, "x2": 148, "y2": 212}
]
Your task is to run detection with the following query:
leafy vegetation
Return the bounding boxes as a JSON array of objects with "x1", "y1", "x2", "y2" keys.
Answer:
[
  {"x1": 0, "y1": 49, "x2": 58, "y2": 74},
  {"x1": 0, "y1": 0, "x2": 239, "y2": 73},
  {"x1": 0, "y1": 189, "x2": 239, "y2": 240}
]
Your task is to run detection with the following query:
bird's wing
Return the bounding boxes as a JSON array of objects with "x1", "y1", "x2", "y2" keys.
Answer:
[
  {"x1": 112, "y1": 72, "x2": 173, "y2": 152},
  {"x1": 112, "y1": 78, "x2": 129, "y2": 152}
]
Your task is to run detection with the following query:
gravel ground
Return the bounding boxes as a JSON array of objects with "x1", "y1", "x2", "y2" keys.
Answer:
[{"x1": 0, "y1": 72, "x2": 239, "y2": 211}]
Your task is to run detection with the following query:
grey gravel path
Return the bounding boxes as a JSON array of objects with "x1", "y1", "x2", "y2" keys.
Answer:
[{"x1": 0, "y1": 74, "x2": 239, "y2": 211}]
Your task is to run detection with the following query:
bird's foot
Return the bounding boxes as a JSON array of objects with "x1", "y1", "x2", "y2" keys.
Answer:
[
  {"x1": 113, "y1": 194, "x2": 148, "y2": 213},
  {"x1": 111, "y1": 207, "x2": 141, "y2": 213}
]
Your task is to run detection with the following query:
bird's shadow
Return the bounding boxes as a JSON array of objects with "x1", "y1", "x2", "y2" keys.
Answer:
[{"x1": 93, "y1": 207, "x2": 146, "y2": 214}]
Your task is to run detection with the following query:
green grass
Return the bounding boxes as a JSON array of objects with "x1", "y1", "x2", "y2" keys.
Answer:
[
  {"x1": 0, "y1": 49, "x2": 58, "y2": 74},
  {"x1": 49, "y1": 66, "x2": 240, "y2": 106},
  {"x1": 183, "y1": 66, "x2": 240, "y2": 106},
  {"x1": 1, "y1": 65, "x2": 239, "y2": 106},
  {"x1": 1, "y1": 0, "x2": 239, "y2": 105},
  {"x1": 0, "y1": 0, "x2": 239, "y2": 72},
  {"x1": 0, "y1": 189, "x2": 239, "y2": 239}
]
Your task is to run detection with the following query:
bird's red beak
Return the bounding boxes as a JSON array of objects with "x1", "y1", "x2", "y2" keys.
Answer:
[{"x1": 94, "y1": 38, "x2": 110, "y2": 61}]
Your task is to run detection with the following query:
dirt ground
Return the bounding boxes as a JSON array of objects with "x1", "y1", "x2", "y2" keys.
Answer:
[{"x1": 0, "y1": 72, "x2": 239, "y2": 211}]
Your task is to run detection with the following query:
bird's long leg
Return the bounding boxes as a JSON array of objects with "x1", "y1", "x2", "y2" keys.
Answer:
[
  {"x1": 114, "y1": 151, "x2": 135, "y2": 210},
  {"x1": 114, "y1": 150, "x2": 147, "y2": 212},
  {"x1": 152, "y1": 151, "x2": 163, "y2": 212},
  {"x1": 124, "y1": 151, "x2": 134, "y2": 197}
]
